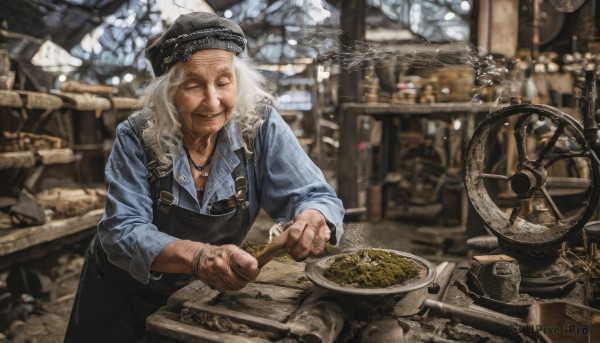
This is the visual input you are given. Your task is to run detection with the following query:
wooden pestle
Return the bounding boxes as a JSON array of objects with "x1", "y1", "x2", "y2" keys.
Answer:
[{"x1": 255, "y1": 226, "x2": 291, "y2": 268}]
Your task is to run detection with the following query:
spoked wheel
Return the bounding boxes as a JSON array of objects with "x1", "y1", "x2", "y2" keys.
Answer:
[{"x1": 464, "y1": 104, "x2": 600, "y2": 253}]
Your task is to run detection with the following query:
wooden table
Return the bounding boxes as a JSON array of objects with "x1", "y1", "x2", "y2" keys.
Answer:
[{"x1": 337, "y1": 102, "x2": 505, "y2": 212}]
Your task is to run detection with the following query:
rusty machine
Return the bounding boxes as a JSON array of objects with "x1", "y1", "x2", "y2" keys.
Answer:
[
  {"x1": 463, "y1": 70, "x2": 600, "y2": 300},
  {"x1": 457, "y1": 69, "x2": 600, "y2": 340}
]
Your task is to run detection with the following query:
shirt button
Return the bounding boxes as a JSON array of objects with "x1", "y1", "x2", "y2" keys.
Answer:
[{"x1": 176, "y1": 174, "x2": 186, "y2": 182}]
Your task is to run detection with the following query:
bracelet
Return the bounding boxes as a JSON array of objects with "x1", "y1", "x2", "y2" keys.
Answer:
[{"x1": 191, "y1": 243, "x2": 211, "y2": 280}]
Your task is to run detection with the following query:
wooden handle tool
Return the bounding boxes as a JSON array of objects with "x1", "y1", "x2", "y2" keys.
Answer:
[{"x1": 255, "y1": 227, "x2": 291, "y2": 268}]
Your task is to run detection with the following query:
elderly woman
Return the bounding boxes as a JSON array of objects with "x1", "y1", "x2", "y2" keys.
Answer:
[{"x1": 64, "y1": 12, "x2": 344, "y2": 342}]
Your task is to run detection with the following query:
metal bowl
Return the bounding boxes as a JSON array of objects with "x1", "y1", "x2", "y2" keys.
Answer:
[{"x1": 305, "y1": 248, "x2": 436, "y2": 297}]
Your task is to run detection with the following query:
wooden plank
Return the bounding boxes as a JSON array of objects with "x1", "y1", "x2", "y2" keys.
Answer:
[
  {"x1": 51, "y1": 91, "x2": 111, "y2": 111},
  {"x1": 193, "y1": 282, "x2": 305, "y2": 323},
  {"x1": 15, "y1": 91, "x2": 63, "y2": 110},
  {"x1": 0, "y1": 227, "x2": 94, "y2": 270},
  {"x1": 0, "y1": 149, "x2": 75, "y2": 169},
  {"x1": 37, "y1": 148, "x2": 74, "y2": 165},
  {"x1": 0, "y1": 151, "x2": 35, "y2": 169},
  {"x1": 59, "y1": 80, "x2": 118, "y2": 95},
  {"x1": 111, "y1": 96, "x2": 138, "y2": 110},
  {"x1": 0, "y1": 208, "x2": 103, "y2": 256},
  {"x1": 0, "y1": 90, "x2": 23, "y2": 107}
]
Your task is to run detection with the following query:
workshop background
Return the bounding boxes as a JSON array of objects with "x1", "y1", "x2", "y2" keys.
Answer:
[{"x1": 0, "y1": 0, "x2": 600, "y2": 342}]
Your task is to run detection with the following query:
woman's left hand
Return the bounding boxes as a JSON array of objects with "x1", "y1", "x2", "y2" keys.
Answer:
[{"x1": 285, "y1": 209, "x2": 331, "y2": 262}]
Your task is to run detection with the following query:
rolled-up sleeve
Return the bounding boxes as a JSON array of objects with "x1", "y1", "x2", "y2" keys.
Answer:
[
  {"x1": 255, "y1": 108, "x2": 345, "y2": 243},
  {"x1": 97, "y1": 122, "x2": 177, "y2": 284}
]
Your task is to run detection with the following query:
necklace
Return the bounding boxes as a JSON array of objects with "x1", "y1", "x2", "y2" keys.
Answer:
[{"x1": 184, "y1": 145, "x2": 214, "y2": 172}]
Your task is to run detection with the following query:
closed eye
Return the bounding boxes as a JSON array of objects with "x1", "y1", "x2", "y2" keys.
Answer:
[{"x1": 183, "y1": 81, "x2": 201, "y2": 89}]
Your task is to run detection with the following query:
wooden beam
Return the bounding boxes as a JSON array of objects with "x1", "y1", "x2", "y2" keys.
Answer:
[
  {"x1": 0, "y1": 90, "x2": 23, "y2": 107},
  {"x1": 337, "y1": 0, "x2": 366, "y2": 210},
  {"x1": 0, "y1": 148, "x2": 76, "y2": 170},
  {"x1": 338, "y1": 0, "x2": 365, "y2": 103},
  {"x1": 37, "y1": 148, "x2": 74, "y2": 165},
  {"x1": 0, "y1": 151, "x2": 35, "y2": 169}
]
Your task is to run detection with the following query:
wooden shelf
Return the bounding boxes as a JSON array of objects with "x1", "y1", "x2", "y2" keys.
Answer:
[
  {"x1": 15, "y1": 90, "x2": 63, "y2": 110},
  {"x1": 0, "y1": 148, "x2": 76, "y2": 170},
  {"x1": 0, "y1": 208, "x2": 103, "y2": 258},
  {"x1": 0, "y1": 151, "x2": 35, "y2": 169},
  {"x1": 0, "y1": 90, "x2": 23, "y2": 107},
  {"x1": 50, "y1": 91, "x2": 111, "y2": 111}
]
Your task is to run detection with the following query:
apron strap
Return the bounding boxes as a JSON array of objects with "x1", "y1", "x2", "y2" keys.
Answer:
[
  {"x1": 157, "y1": 173, "x2": 174, "y2": 214},
  {"x1": 232, "y1": 148, "x2": 249, "y2": 209}
]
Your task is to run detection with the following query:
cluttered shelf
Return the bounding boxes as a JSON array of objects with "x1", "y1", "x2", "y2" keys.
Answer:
[
  {"x1": 337, "y1": 102, "x2": 505, "y2": 213},
  {"x1": 0, "y1": 82, "x2": 138, "y2": 272}
]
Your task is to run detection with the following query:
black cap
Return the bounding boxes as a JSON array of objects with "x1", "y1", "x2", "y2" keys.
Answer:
[{"x1": 146, "y1": 12, "x2": 246, "y2": 77}]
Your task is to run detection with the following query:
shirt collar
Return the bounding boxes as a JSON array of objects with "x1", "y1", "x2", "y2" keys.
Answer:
[{"x1": 171, "y1": 118, "x2": 245, "y2": 208}]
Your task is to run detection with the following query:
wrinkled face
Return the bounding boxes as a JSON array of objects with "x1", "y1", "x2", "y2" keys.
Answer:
[{"x1": 175, "y1": 49, "x2": 237, "y2": 139}]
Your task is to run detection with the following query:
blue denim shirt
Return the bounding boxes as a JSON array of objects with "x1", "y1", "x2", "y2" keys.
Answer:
[{"x1": 98, "y1": 106, "x2": 345, "y2": 284}]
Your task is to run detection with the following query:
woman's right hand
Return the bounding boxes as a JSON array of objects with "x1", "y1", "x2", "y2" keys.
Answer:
[{"x1": 193, "y1": 244, "x2": 259, "y2": 291}]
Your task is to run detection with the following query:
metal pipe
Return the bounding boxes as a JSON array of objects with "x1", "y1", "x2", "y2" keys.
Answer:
[
  {"x1": 431, "y1": 262, "x2": 456, "y2": 301},
  {"x1": 422, "y1": 299, "x2": 525, "y2": 338}
]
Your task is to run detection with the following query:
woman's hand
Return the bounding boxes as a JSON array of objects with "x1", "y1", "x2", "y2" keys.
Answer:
[
  {"x1": 194, "y1": 244, "x2": 259, "y2": 291},
  {"x1": 285, "y1": 209, "x2": 331, "y2": 262}
]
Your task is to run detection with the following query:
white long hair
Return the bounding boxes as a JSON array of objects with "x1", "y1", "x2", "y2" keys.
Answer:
[{"x1": 138, "y1": 53, "x2": 274, "y2": 175}]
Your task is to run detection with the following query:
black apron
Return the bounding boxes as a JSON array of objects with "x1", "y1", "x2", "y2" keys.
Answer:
[{"x1": 63, "y1": 148, "x2": 250, "y2": 343}]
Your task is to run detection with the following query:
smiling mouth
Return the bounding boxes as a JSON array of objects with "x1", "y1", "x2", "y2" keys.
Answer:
[{"x1": 196, "y1": 112, "x2": 221, "y2": 119}]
